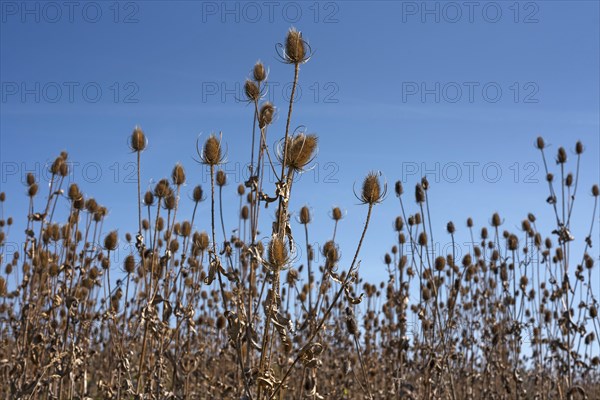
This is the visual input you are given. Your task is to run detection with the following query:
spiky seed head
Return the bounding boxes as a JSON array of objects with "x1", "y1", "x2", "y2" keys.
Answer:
[
  {"x1": 241, "y1": 205, "x2": 249, "y2": 220},
  {"x1": 575, "y1": 141, "x2": 584, "y2": 154},
  {"x1": 259, "y1": 102, "x2": 275, "y2": 128},
  {"x1": 557, "y1": 147, "x2": 567, "y2": 164},
  {"x1": 421, "y1": 176, "x2": 429, "y2": 190},
  {"x1": 196, "y1": 232, "x2": 209, "y2": 251},
  {"x1": 26, "y1": 173, "x2": 35, "y2": 186},
  {"x1": 462, "y1": 254, "x2": 472, "y2": 267},
  {"x1": 50, "y1": 156, "x2": 63, "y2": 175},
  {"x1": 332, "y1": 207, "x2": 343, "y2": 221},
  {"x1": 0, "y1": 193, "x2": 4, "y2": 202},
  {"x1": 124, "y1": 255, "x2": 135, "y2": 273},
  {"x1": 415, "y1": 184, "x2": 425, "y2": 203},
  {"x1": 384, "y1": 253, "x2": 392, "y2": 265},
  {"x1": 481, "y1": 227, "x2": 489, "y2": 239},
  {"x1": 536, "y1": 136, "x2": 545, "y2": 149},
  {"x1": 131, "y1": 126, "x2": 147, "y2": 152},
  {"x1": 395, "y1": 181, "x2": 403, "y2": 197},
  {"x1": 346, "y1": 315, "x2": 358, "y2": 335},
  {"x1": 285, "y1": 28, "x2": 306, "y2": 64},
  {"x1": 322, "y1": 240, "x2": 339, "y2": 263},
  {"x1": 193, "y1": 185, "x2": 204, "y2": 202},
  {"x1": 244, "y1": 79, "x2": 260, "y2": 102},
  {"x1": 253, "y1": 61, "x2": 266, "y2": 82},
  {"x1": 144, "y1": 191, "x2": 154, "y2": 206},
  {"x1": 447, "y1": 221, "x2": 455, "y2": 234},
  {"x1": 508, "y1": 234, "x2": 519, "y2": 251},
  {"x1": 68, "y1": 184, "x2": 80, "y2": 201},
  {"x1": 418, "y1": 232, "x2": 428, "y2": 246},
  {"x1": 268, "y1": 238, "x2": 288, "y2": 269},
  {"x1": 154, "y1": 179, "x2": 171, "y2": 198},
  {"x1": 237, "y1": 184, "x2": 245, "y2": 196},
  {"x1": 593, "y1": 184, "x2": 599, "y2": 197},
  {"x1": 414, "y1": 212, "x2": 422, "y2": 225},
  {"x1": 172, "y1": 163, "x2": 186, "y2": 186},
  {"x1": 104, "y1": 231, "x2": 118, "y2": 251},
  {"x1": 181, "y1": 221, "x2": 192, "y2": 237},
  {"x1": 435, "y1": 256, "x2": 446, "y2": 271},
  {"x1": 491, "y1": 213, "x2": 501, "y2": 227},
  {"x1": 203, "y1": 135, "x2": 222, "y2": 166},
  {"x1": 216, "y1": 170, "x2": 226, "y2": 187},
  {"x1": 299, "y1": 206, "x2": 311, "y2": 224},
  {"x1": 361, "y1": 172, "x2": 382, "y2": 205},
  {"x1": 285, "y1": 134, "x2": 318, "y2": 171},
  {"x1": 395, "y1": 216, "x2": 404, "y2": 232},
  {"x1": 28, "y1": 184, "x2": 39, "y2": 197},
  {"x1": 566, "y1": 173, "x2": 573, "y2": 187}
]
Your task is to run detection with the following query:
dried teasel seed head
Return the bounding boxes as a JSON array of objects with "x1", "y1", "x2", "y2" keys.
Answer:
[
  {"x1": 216, "y1": 170, "x2": 226, "y2": 187},
  {"x1": 536, "y1": 136, "x2": 545, "y2": 149},
  {"x1": 259, "y1": 102, "x2": 275, "y2": 128},
  {"x1": 244, "y1": 79, "x2": 260, "y2": 102},
  {"x1": 332, "y1": 207, "x2": 343, "y2": 221},
  {"x1": 435, "y1": 256, "x2": 446, "y2": 271},
  {"x1": 508, "y1": 234, "x2": 519, "y2": 251},
  {"x1": 575, "y1": 141, "x2": 584, "y2": 154},
  {"x1": 592, "y1": 184, "x2": 599, "y2": 197},
  {"x1": 566, "y1": 173, "x2": 573, "y2": 187},
  {"x1": 285, "y1": 134, "x2": 318, "y2": 171},
  {"x1": 415, "y1": 184, "x2": 425, "y2": 203},
  {"x1": 421, "y1": 176, "x2": 429, "y2": 190},
  {"x1": 68, "y1": 183, "x2": 80, "y2": 200},
  {"x1": 50, "y1": 156, "x2": 63, "y2": 175},
  {"x1": 131, "y1": 126, "x2": 147, "y2": 152},
  {"x1": 361, "y1": 172, "x2": 383, "y2": 205},
  {"x1": 26, "y1": 173, "x2": 35, "y2": 186},
  {"x1": 28, "y1": 184, "x2": 39, "y2": 197},
  {"x1": 172, "y1": 163, "x2": 186, "y2": 186},
  {"x1": 197, "y1": 232, "x2": 209, "y2": 251},
  {"x1": 237, "y1": 184, "x2": 245, "y2": 196},
  {"x1": 124, "y1": 255, "x2": 135, "y2": 274},
  {"x1": 267, "y1": 238, "x2": 288, "y2": 269},
  {"x1": 143, "y1": 191, "x2": 154, "y2": 206},
  {"x1": 384, "y1": 253, "x2": 392, "y2": 265},
  {"x1": 154, "y1": 179, "x2": 171, "y2": 198},
  {"x1": 418, "y1": 232, "x2": 427, "y2": 246},
  {"x1": 193, "y1": 185, "x2": 204, "y2": 202},
  {"x1": 590, "y1": 305, "x2": 598, "y2": 318},
  {"x1": 285, "y1": 27, "x2": 307, "y2": 64},
  {"x1": 467, "y1": 217, "x2": 473, "y2": 228},
  {"x1": 299, "y1": 206, "x2": 311, "y2": 224},
  {"x1": 104, "y1": 231, "x2": 118, "y2": 251},
  {"x1": 395, "y1": 181, "x2": 403, "y2": 197},
  {"x1": 241, "y1": 205, "x2": 249, "y2": 220},
  {"x1": 557, "y1": 147, "x2": 567, "y2": 164},
  {"x1": 447, "y1": 221, "x2": 455, "y2": 234},
  {"x1": 491, "y1": 212, "x2": 501, "y2": 227},
  {"x1": 395, "y1": 216, "x2": 404, "y2": 232},
  {"x1": 203, "y1": 134, "x2": 222, "y2": 166},
  {"x1": 253, "y1": 61, "x2": 266, "y2": 82},
  {"x1": 322, "y1": 240, "x2": 339, "y2": 263}
]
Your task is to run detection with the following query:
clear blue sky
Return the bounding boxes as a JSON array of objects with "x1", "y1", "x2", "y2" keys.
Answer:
[{"x1": 1, "y1": 1, "x2": 599, "y2": 289}]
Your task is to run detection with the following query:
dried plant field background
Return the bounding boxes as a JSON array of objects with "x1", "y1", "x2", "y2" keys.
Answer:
[{"x1": 1, "y1": 26, "x2": 600, "y2": 400}]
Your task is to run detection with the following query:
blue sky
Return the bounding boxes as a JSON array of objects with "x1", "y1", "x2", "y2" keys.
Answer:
[{"x1": 1, "y1": 1, "x2": 599, "y2": 289}]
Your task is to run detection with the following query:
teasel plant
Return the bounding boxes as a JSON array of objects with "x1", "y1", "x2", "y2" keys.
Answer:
[{"x1": 1, "y1": 28, "x2": 599, "y2": 400}]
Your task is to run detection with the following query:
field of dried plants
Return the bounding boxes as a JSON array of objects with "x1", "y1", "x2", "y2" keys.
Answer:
[{"x1": 0, "y1": 29, "x2": 599, "y2": 400}]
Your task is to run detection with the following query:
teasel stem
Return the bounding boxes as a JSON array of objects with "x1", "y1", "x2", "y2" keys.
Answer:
[
  {"x1": 268, "y1": 202, "x2": 375, "y2": 400},
  {"x1": 210, "y1": 164, "x2": 229, "y2": 315}
]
